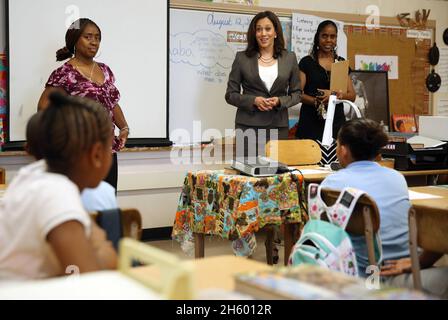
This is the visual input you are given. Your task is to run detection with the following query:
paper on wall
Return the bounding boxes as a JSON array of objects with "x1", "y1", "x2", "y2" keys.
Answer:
[
  {"x1": 355, "y1": 55, "x2": 399, "y2": 80},
  {"x1": 291, "y1": 13, "x2": 347, "y2": 63},
  {"x1": 437, "y1": 98, "x2": 448, "y2": 116},
  {"x1": 438, "y1": 48, "x2": 448, "y2": 93}
]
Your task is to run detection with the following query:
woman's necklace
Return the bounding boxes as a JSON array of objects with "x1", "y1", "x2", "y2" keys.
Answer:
[
  {"x1": 258, "y1": 55, "x2": 274, "y2": 64},
  {"x1": 73, "y1": 59, "x2": 96, "y2": 82}
]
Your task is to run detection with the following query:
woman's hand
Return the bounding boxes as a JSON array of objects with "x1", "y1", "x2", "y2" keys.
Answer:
[
  {"x1": 118, "y1": 127, "x2": 129, "y2": 150},
  {"x1": 317, "y1": 89, "x2": 332, "y2": 104},
  {"x1": 380, "y1": 258, "x2": 412, "y2": 276},
  {"x1": 266, "y1": 97, "x2": 280, "y2": 108},
  {"x1": 254, "y1": 96, "x2": 273, "y2": 111}
]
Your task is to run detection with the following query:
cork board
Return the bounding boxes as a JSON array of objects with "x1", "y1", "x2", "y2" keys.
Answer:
[{"x1": 345, "y1": 25, "x2": 432, "y2": 116}]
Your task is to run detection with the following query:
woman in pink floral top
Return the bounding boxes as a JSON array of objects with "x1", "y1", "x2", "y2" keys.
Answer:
[{"x1": 38, "y1": 18, "x2": 129, "y2": 190}]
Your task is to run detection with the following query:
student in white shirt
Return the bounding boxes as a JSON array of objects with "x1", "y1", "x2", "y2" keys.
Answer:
[
  {"x1": 26, "y1": 112, "x2": 118, "y2": 213},
  {"x1": 0, "y1": 92, "x2": 117, "y2": 280}
]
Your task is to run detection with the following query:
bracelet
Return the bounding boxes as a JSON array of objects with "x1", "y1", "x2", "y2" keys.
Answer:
[{"x1": 120, "y1": 126, "x2": 129, "y2": 133}]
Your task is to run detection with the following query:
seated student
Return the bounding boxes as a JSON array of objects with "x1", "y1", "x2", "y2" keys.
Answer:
[
  {"x1": 81, "y1": 181, "x2": 118, "y2": 212},
  {"x1": 25, "y1": 111, "x2": 44, "y2": 160},
  {"x1": 321, "y1": 119, "x2": 448, "y2": 298},
  {"x1": 0, "y1": 93, "x2": 117, "y2": 280},
  {"x1": 321, "y1": 119, "x2": 409, "y2": 277},
  {"x1": 26, "y1": 111, "x2": 118, "y2": 213},
  {"x1": 381, "y1": 251, "x2": 448, "y2": 298}
]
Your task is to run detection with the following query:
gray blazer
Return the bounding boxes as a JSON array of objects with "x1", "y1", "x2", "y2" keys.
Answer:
[{"x1": 225, "y1": 50, "x2": 301, "y2": 127}]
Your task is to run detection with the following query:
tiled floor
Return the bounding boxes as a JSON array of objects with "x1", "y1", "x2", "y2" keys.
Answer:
[
  {"x1": 146, "y1": 230, "x2": 283, "y2": 265},
  {"x1": 146, "y1": 232, "x2": 448, "y2": 268}
]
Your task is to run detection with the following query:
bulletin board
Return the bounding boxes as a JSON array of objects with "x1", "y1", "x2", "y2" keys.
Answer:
[{"x1": 344, "y1": 25, "x2": 432, "y2": 116}]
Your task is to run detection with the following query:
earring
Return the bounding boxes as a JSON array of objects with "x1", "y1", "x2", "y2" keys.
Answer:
[{"x1": 317, "y1": 46, "x2": 320, "y2": 50}]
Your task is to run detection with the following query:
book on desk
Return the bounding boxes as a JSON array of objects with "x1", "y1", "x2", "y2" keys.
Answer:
[{"x1": 234, "y1": 265, "x2": 434, "y2": 300}]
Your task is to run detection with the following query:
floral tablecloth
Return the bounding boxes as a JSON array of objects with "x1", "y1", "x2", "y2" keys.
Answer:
[{"x1": 172, "y1": 170, "x2": 307, "y2": 257}]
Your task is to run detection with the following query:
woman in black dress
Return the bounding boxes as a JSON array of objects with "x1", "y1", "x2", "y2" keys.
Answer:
[{"x1": 295, "y1": 20, "x2": 355, "y2": 163}]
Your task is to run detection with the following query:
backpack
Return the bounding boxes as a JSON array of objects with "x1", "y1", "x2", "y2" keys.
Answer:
[{"x1": 288, "y1": 183, "x2": 382, "y2": 277}]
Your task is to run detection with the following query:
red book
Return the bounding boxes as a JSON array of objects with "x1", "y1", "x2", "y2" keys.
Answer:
[{"x1": 392, "y1": 114, "x2": 417, "y2": 133}]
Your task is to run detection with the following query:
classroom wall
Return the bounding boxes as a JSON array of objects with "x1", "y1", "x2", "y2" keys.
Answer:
[
  {"x1": 258, "y1": 0, "x2": 448, "y2": 114},
  {"x1": 1, "y1": 0, "x2": 447, "y2": 232}
]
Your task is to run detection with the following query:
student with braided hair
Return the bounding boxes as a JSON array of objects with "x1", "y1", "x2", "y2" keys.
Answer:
[{"x1": 0, "y1": 93, "x2": 117, "y2": 280}]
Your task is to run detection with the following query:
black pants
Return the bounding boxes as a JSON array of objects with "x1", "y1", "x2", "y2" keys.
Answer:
[
  {"x1": 235, "y1": 124, "x2": 289, "y2": 162},
  {"x1": 104, "y1": 152, "x2": 118, "y2": 193}
]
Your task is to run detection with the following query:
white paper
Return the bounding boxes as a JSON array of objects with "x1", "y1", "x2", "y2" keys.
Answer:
[
  {"x1": 294, "y1": 169, "x2": 332, "y2": 175},
  {"x1": 437, "y1": 99, "x2": 448, "y2": 116},
  {"x1": 438, "y1": 48, "x2": 448, "y2": 93},
  {"x1": 406, "y1": 29, "x2": 432, "y2": 40},
  {"x1": 407, "y1": 135, "x2": 446, "y2": 148},
  {"x1": 408, "y1": 190, "x2": 442, "y2": 200},
  {"x1": 291, "y1": 13, "x2": 347, "y2": 62},
  {"x1": 355, "y1": 55, "x2": 399, "y2": 80}
]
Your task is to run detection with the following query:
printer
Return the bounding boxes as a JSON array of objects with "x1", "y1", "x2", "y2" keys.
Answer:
[{"x1": 381, "y1": 118, "x2": 448, "y2": 171}]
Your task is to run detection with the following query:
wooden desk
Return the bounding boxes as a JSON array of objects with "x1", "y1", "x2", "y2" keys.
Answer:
[
  {"x1": 295, "y1": 165, "x2": 448, "y2": 186},
  {"x1": 132, "y1": 255, "x2": 271, "y2": 294},
  {"x1": 172, "y1": 170, "x2": 307, "y2": 266},
  {"x1": 409, "y1": 186, "x2": 448, "y2": 210}
]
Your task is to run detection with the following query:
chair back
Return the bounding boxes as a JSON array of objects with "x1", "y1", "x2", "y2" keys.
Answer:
[
  {"x1": 119, "y1": 238, "x2": 194, "y2": 300},
  {"x1": 91, "y1": 208, "x2": 142, "y2": 250},
  {"x1": 0, "y1": 167, "x2": 5, "y2": 184},
  {"x1": 266, "y1": 139, "x2": 321, "y2": 165},
  {"x1": 408, "y1": 205, "x2": 448, "y2": 290},
  {"x1": 319, "y1": 188, "x2": 381, "y2": 267}
]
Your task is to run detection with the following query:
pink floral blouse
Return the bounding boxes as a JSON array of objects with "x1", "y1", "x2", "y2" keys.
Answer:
[{"x1": 45, "y1": 62, "x2": 121, "y2": 152}]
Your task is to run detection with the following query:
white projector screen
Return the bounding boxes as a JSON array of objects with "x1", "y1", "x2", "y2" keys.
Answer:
[{"x1": 7, "y1": 0, "x2": 169, "y2": 146}]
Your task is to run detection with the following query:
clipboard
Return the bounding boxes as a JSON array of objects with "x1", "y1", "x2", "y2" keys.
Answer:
[{"x1": 330, "y1": 60, "x2": 349, "y2": 94}]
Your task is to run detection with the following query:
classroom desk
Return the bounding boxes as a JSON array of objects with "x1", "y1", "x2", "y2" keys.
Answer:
[
  {"x1": 171, "y1": 170, "x2": 307, "y2": 266},
  {"x1": 131, "y1": 255, "x2": 271, "y2": 295},
  {"x1": 294, "y1": 165, "x2": 448, "y2": 186},
  {"x1": 409, "y1": 185, "x2": 448, "y2": 210}
]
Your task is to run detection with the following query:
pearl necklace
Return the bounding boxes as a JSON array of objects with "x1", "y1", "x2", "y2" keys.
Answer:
[
  {"x1": 258, "y1": 55, "x2": 274, "y2": 64},
  {"x1": 73, "y1": 59, "x2": 96, "y2": 82}
]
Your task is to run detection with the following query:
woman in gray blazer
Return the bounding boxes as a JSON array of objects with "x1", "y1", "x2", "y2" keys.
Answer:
[{"x1": 225, "y1": 11, "x2": 301, "y2": 160}]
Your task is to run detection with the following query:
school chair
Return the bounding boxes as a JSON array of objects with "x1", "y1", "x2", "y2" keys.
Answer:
[
  {"x1": 408, "y1": 205, "x2": 448, "y2": 291},
  {"x1": 91, "y1": 208, "x2": 142, "y2": 250},
  {"x1": 319, "y1": 188, "x2": 381, "y2": 267},
  {"x1": 0, "y1": 167, "x2": 5, "y2": 184},
  {"x1": 264, "y1": 139, "x2": 322, "y2": 265},
  {"x1": 119, "y1": 238, "x2": 194, "y2": 300},
  {"x1": 266, "y1": 139, "x2": 322, "y2": 166}
]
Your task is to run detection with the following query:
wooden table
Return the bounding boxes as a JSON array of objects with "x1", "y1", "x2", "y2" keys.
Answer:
[
  {"x1": 294, "y1": 165, "x2": 448, "y2": 186},
  {"x1": 172, "y1": 170, "x2": 307, "y2": 266},
  {"x1": 409, "y1": 186, "x2": 448, "y2": 210},
  {"x1": 131, "y1": 255, "x2": 272, "y2": 295}
]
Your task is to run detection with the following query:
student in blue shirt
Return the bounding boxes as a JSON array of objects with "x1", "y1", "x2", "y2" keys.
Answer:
[
  {"x1": 321, "y1": 118, "x2": 448, "y2": 298},
  {"x1": 81, "y1": 181, "x2": 118, "y2": 212}
]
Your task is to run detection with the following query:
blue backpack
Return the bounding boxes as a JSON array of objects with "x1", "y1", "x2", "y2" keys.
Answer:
[{"x1": 288, "y1": 183, "x2": 382, "y2": 277}]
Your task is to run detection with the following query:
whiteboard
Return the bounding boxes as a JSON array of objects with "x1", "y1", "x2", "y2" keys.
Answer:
[
  {"x1": 8, "y1": 0, "x2": 168, "y2": 143},
  {"x1": 169, "y1": 9, "x2": 248, "y2": 144},
  {"x1": 169, "y1": 9, "x2": 294, "y2": 144}
]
